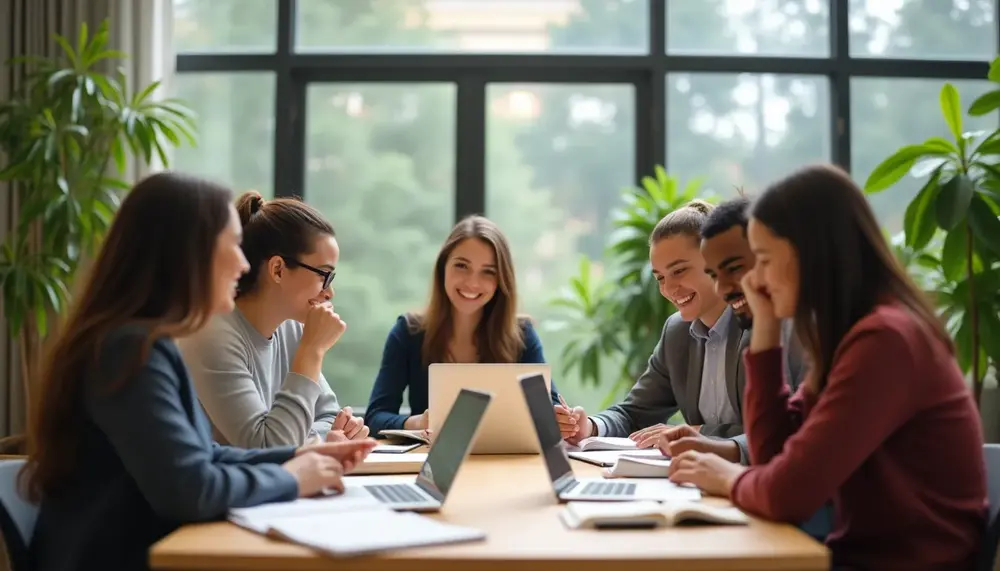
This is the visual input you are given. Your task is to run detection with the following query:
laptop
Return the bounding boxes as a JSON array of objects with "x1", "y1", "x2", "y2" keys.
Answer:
[
  {"x1": 519, "y1": 373, "x2": 701, "y2": 503},
  {"x1": 428, "y1": 363, "x2": 552, "y2": 454},
  {"x1": 338, "y1": 388, "x2": 492, "y2": 512}
]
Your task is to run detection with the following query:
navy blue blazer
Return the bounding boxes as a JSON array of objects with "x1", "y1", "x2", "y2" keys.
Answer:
[
  {"x1": 364, "y1": 315, "x2": 560, "y2": 435},
  {"x1": 30, "y1": 327, "x2": 299, "y2": 571}
]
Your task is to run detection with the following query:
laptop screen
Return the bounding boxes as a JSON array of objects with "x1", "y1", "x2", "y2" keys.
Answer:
[
  {"x1": 520, "y1": 373, "x2": 574, "y2": 486},
  {"x1": 415, "y1": 389, "x2": 491, "y2": 500}
]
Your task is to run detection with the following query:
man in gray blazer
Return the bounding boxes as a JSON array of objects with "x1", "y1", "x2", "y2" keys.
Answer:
[{"x1": 557, "y1": 197, "x2": 806, "y2": 465}]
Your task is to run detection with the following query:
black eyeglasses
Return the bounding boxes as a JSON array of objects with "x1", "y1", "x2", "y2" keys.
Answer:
[{"x1": 284, "y1": 257, "x2": 336, "y2": 290}]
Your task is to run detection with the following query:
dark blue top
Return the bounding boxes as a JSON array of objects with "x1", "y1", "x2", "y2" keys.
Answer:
[
  {"x1": 364, "y1": 315, "x2": 561, "y2": 435},
  {"x1": 30, "y1": 327, "x2": 300, "y2": 571}
]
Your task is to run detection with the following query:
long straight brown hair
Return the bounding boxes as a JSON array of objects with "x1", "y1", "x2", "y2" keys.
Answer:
[
  {"x1": 406, "y1": 215, "x2": 524, "y2": 365},
  {"x1": 24, "y1": 172, "x2": 235, "y2": 502},
  {"x1": 750, "y1": 163, "x2": 951, "y2": 392}
]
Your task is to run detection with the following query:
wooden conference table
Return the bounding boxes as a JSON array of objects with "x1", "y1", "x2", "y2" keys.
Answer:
[{"x1": 150, "y1": 452, "x2": 830, "y2": 571}]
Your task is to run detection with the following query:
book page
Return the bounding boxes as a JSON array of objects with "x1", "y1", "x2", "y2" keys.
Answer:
[{"x1": 576, "y1": 436, "x2": 637, "y2": 451}]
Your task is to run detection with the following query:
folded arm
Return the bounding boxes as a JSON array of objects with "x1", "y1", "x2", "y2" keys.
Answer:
[
  {"x1": 731, "y1": 328, "x2": 918, "y2": 523},
  {"x1": 182, "y1": 333, "x2": 325, "y2": 448}
]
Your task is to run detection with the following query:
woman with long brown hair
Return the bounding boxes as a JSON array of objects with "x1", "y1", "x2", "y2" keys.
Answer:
[
  {"x1": 24, "y1": 172, "x2": 375, "y2": 571},
  {"x1": 667, "y1": 164, "x2": 987, "y2": 570},
  {"x1": 364, "y1": 215, "x2": 561, "y2": 435}
]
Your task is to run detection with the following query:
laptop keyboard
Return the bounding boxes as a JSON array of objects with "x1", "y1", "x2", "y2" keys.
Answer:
[
  {"x1": 365, "y1": 483, "x2": 427, "y2": 504},
  {"x1": 580, "y1": 481, "x2": 637, "y2": 497}
]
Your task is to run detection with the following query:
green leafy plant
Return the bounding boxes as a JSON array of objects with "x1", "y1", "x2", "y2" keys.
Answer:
[
  {"x1": 0, "y1": 20, "x2": 196, "y2": 415},
  {"x1": 549, "y1": 166, "x2": 710, "y2": 405},
  {"x1": 865, "y1": 59, "x2": 1000, "y2": 407}
]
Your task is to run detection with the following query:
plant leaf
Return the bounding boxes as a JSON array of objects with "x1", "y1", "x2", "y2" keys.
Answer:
[
  {"x1": 936, "y1": 173, "x2": 974, "y2": 230},
  {"x1": 903, "y1": 171, "x2": 941, "y2": 250},
  {"x1": 865, "y1": 144, "x2": 949, "y2": 194},
  {"x1": 969, "y1": 89, "x2": 1000, "y2": 116},
  {"x1": 941, "y1": 225, "x2": 967, "y2": 282},
  {"x1": 939, "y1": 83, "x2": 963, "y2": 142},
  {"x1": 989, "y1": 56, "x2": 1000, "y2": 82},
  {"x1": 968, "y1": 195, "x2": 1000, "y2": 257}
]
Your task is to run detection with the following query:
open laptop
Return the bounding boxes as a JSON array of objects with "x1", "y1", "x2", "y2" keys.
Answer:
[
  {"x1": 338, "y1": 388, "x2": 492, "y2": 512},
  {"x1": 428, "y1": 363, "x2": 552, "y2": 454},
  {"x1": 519, "y1": 373, "x2": 701, "y2": 503}
]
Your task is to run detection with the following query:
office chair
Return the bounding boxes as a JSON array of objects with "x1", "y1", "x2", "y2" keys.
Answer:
[
  {"x1": 978, "y1": 444, "x2": 1000, "y2": 571},
  {"x1": 0, "y1": 459, "x2": 37, "y2": 571}
]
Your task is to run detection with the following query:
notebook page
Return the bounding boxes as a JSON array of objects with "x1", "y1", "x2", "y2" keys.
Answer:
[
  {"x1": 229, "y1": 494, "x2": 387, "y2": 533},
  {"x1": 268, "y1": 510, "x2": 486, "y2": 557}
]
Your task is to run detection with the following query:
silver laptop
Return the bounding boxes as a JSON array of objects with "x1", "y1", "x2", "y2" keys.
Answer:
[
  {"x1": 519, "y1": 373, "x2": 701, "y2": 503},
  {"x1": 428, "y1": 363, "x2": 552, "y2": 454},
  {"x1": 339, "y1": 388, "x2": 492, "y2": 512}
]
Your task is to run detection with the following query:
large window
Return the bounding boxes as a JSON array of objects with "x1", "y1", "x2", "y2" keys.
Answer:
[
  {"x1": 305, "y1": 83, "x2": 456, "y2": 407},
  {"x1": 172, "y1": 0, "x2": 997, "y2": 410}
]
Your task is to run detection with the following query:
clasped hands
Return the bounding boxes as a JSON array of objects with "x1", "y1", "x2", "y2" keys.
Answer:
[{"x1": 325, "y1": 406, "x2": 370, "y2": 442}]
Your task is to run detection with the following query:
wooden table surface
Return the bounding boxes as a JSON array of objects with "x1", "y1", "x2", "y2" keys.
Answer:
[{"x1": 150, "y1": 453, "x2": 830, "y2": 571}]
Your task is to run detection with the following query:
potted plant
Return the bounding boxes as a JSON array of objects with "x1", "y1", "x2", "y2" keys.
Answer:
[
  {"x1": 548, "y1": 166, "x2": 711, "y2": 406},
  {"x1": 0, "y1": 20, "x2": 196, "y2": 448},
  {"x1": 864, "y1": 58, "x2": 1000, "y2": 409}
]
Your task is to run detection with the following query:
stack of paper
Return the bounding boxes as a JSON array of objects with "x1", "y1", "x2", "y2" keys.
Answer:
[
  {"x1": 567, "y1": 448, "x2": 665, "y2": 468},
  {"x1": 229, "y1": 498, "x2": 485, "y2": 557},
  {"x1": 352, "y1": 452, "x2": 428, "y2": 475}
]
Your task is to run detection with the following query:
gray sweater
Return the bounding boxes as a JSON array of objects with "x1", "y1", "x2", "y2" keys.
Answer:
[{"x1": 178, "y1": 308, "x2": 341, "y2": 448}]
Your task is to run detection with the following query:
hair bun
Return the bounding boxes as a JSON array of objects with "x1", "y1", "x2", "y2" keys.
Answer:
[
  {"x1": 685, "y1": 199, "x2": 714, "y2": 215},
  {"x1": 235, "y1": 190, "x2": 266, "y2": 225}
]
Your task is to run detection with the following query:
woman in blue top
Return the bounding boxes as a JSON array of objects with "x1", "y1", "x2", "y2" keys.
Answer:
[
  {"x1": 24, "y1": 172, "x2": 375, "y2": 571},
  {"x1": 365, "y1": 215, "x2": 561, "y2": 435}
]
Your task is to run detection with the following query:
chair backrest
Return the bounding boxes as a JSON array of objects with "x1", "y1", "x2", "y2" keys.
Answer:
[
  {"x1": 978, "y1": 444, "x2": 1000, "y2": 571},
  {"x1": 0, "y1": 459, "x2": 37, "y2": 571}
]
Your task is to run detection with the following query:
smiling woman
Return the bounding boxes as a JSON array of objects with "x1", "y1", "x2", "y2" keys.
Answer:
[
  {"x1": 648, "y1": 200, "x2": 727, "y2": 326},
  {"x1": 177, "y1": 191, "x2": 370, "y2": 450},
  {"x1": 363, "y1": 215, "x2": 563, "y2": 436}
]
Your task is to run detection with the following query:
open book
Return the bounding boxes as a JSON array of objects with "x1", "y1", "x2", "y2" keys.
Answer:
[
  {"x1": 571, "y1": 436, "x2": 637, "y2": 451},
  {"x1": 378, "y1": 429, "x2": 431, "y2": 445},
  {"x1": 229, "y1": 496, "x2": 485, "y2": 557},
  {"x1": 604, "y1": 455, "x2": 671, "y2": 478},
  {"x1": 560, "y1": 500, "x2": 749, "y2": 530}
]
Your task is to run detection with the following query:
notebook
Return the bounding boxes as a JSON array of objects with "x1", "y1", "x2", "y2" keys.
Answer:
[
  {"x1": 378, "y1": 429, "x2": 431, "y2": 445},
  {"x1": 570, "y1": 437, "x2": 637, "y2": 451},
  {"x1": 352, "y1": 452, "x2": 428, "y2": 475},
  {"x1": 266, "y1": 509, "x2": 486, "y2": 558},
  {"x1": 560, "y1": 500, "x2": 749, "y2": 530},
  {"x1": 567, "y1": 448, "x2": 665, "y2": 468},
  {"x1": 604, "y1": 455, "x2": 672, "y2": 479}
]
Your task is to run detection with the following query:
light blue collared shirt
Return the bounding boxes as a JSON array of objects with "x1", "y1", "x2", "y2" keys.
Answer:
[{"x1": 689, "y1": 306, "x2": 739, "y2": 426}]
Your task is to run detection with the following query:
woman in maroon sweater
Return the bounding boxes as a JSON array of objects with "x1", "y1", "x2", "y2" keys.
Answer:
[{"x1": 668, "y1": 163, "x2": 988, "y2": 570}]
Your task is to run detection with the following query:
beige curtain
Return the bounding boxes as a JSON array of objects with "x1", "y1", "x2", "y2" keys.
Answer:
[{"x1": 0, "y1": 0, "x2": 172, "y2": 441}]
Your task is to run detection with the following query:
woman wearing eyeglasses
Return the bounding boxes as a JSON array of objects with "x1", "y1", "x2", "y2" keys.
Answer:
[{"x1": 178, "y1": 190, "x2": 369, "y2": 449}]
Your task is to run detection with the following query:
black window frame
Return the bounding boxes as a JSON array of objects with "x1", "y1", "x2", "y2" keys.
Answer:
[{"x1": 175, "y1": 0, "x2": 997, "y2": 220}]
